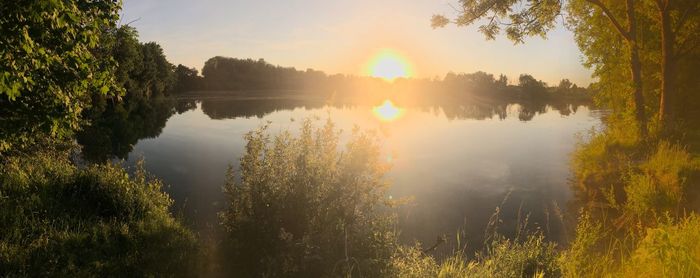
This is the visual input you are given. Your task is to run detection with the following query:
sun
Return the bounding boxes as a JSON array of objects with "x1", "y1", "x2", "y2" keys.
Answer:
[
  {"x1": 373, "y1": 100, "x2": 404, "y2": 121},
  {"x1": 366, "y1": 49, "x2": 412, "y2": 81}
]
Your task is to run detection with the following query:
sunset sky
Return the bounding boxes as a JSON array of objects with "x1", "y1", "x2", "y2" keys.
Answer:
[{"x1": 122, "y1": 0, "x2": 593, "y2": 86}]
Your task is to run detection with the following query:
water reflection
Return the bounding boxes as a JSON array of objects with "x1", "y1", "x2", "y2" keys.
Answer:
[
  {"x1": 75, "y1": 96, "x2": 602, "y2": 253},
  {"x1": 373, "y1": 100, "x2": 404, "y2": 122},
  {"x1": 77, "y1": 97, "x2": 177, "y2": 162},
  {"x1": 200, "y1": 98, "x2": 325, "y2": 119}
]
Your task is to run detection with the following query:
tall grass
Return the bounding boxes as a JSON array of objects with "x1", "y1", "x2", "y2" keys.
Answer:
[{"x1": 388, "y1": 202, "x2": 560, "y2": 278}]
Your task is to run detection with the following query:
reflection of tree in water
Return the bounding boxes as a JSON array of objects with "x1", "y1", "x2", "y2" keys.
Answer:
[
  {"x1": 77, "y1": 96, "x2": 592, "y2": 162},
  {"x1": 197, "y1": 96, "x2": 591, "y2": 122},
  {"x1": 77, "y1": 97, "x2": 176, "y2": 162},
  {"x1": 436, "y1": 97, "x2": 587, "y2": 122},
  {"x1": 175, "y1": 99, "x2": 197, "y2": 114},
  {"x1": 200, "y1": 98, "x2": 326, "y2": 119}
]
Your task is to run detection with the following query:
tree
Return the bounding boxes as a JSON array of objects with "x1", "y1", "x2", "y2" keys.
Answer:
[
  {"x1": 0, "y1": 0, "x2": 123, "y2": 152},
  {"x1": 432, "y1": 0, "x2": 649, "y2": 137},
  {"x1": 558, "y1": 78, "x2": 573, "y2": 93},
  {"x1": 496, "y1": 74, "x2": 509, "y2": 89},
  {"x1": 77, "y1": 25, "x2": 179, "y2": 162},
  {"x1": 174, "y1": 64, "x2": 202, "y2": 92},
  {"x1": 139, "y1": 42, "x2": 175, "y2": 98},
  {"x1": 518, "y1": 74, "x2": 547, "y2": 97},
  {"x1": 649, "y1": 0, "x2": 700, "y2": 128}
]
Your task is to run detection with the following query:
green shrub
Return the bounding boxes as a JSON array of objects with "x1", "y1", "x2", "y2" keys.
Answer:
[
  {"x1": 0, "y1": 152, "x2": 200, "y2": 277},
  {"x1": 220, "y1": 119, "x2": 397, "y2": 277}
]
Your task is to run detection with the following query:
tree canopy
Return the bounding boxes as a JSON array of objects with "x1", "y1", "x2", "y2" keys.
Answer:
[{"x1": 0, "y1": 0, "x2": 123, "y2": 152}]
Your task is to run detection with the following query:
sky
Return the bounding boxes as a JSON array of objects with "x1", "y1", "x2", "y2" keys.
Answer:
[{"x1": 121, "y1": 0, "x2": 593, "y2": 86}]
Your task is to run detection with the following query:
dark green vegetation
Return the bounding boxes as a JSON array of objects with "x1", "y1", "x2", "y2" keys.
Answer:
[
  {"x1": 0, "y1": 0, "x2": 122, "y2": 152},
  {"x1": 76, "y1": 23, "x2": 180, "y2": 162},
  {"x1": 1, "y1": 1, "x2": 199, "y2": 276},
  {"x1": 0, "y1": 152, "x2": 199, "y2": 276}
]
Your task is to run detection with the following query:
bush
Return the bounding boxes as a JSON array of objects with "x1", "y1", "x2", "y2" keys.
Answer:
[
  {"x1": 220, "y1": 119, "x2": 397, "y2": 277},
  {"x1": 0, "y1": 152, "x2": 199, "y2": 276}
]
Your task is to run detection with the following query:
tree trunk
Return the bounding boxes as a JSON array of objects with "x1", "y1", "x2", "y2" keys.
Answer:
[
  {"x1": 586, "y1": 0, "x2": 648, "y2": 137},
  {"x1": 629, "y1": 44, "x2": 648, "y2": 137},
  {"x1": 658, "y1": 1, "x2": 674, "y2": 130},
  {"x1": 627, "y1": 0, "x2": 648, "y2": 137}
]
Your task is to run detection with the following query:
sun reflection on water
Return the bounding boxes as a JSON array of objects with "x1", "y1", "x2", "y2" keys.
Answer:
[{"x1": 372, "y1": 100, "x2": 404, "y2": 122}]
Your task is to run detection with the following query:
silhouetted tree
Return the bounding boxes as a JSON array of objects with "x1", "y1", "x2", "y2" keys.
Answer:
[
  {"x1": 174, "y1": 64, "x2": 202, "y2": 92},
  {"x1": 556, "y1": 79, "x2": 576, "y2": 96},
  {"x1": 518, "y1": 74, "x2": 547, "y2": 98}
]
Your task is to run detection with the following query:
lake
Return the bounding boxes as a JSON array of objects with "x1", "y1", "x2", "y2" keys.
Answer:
[{"x1": 80, "y1": 96, "x2": 603, "y2": 254}]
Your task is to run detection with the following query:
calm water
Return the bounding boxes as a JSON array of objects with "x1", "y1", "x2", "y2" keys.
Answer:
[{"x1": 101, "y1": 97, "x2": 602, "y2": 252}]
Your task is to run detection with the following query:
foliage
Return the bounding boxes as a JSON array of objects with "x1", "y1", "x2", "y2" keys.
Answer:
[
  {"x1": 624, "y1": 142, "x2": 697, "y2": 220},
  {"x1": 567, "y1": 0, "x2": 700, "y2": 129},
  {"x1": 441, "y1": 71, "x2": 512, "y2": 96},
  {"x1": 201, "y1": 56, "x2": 328, "y2": 91},
  {"x1": 560, "y1": 212, "x2": 700, "y2": 277},
  {"x1": 431, "y1": 0, "x2": 560, "y2": 43},
  {"x1": 567, "y1": 115, "x2": 699, "y2": 277},
  {"x1": 220, "y1": 119, "x2": 398, "y2": 277},
  {"x1": 99, "y1": 25, "x2": 175, "y2": 102},
  {"x1": 0, "y1": 151, "x2": 200, "y2": 277},
  {"x1": 572, "y1": 124, "x2": 699, "y2": 224},
  {"x1": 434, "y1": 0, "x2": 700, "y2": 134},
  {"x1": 76, "y1": 26, "x2": 179, "y2": 162},
  {"x1": 624, "y1": 214, "x2": 700, "y2": 277},
  {"x1": 174, "y1": 64, "x2": 203, "y2": 92},
  {"x1": 518, "y1": 74, "x2": 548, "y2": 98},
  {"x1": 558, "y1": 213, "x2": 616, "y2": 277},
  {"x1": 0, "y1": 0, "x2": 123, "y2": 152}
]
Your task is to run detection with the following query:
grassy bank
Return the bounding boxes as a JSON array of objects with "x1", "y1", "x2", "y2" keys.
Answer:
[{"x1": 0, "y1": 151, "x2": 200, "y2": 276}]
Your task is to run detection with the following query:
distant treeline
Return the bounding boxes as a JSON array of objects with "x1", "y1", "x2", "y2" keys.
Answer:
[{"x1": 172, "y1": 56, "x2": 590, "y2": 101}]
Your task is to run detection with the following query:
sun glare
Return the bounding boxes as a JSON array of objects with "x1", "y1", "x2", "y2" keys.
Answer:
[
  {"x1": 366, "y1": 50, "x2": 412, "y2": 81},
  {"x1": 373, "y1": 100, "x2": 404, "y2": 122}
]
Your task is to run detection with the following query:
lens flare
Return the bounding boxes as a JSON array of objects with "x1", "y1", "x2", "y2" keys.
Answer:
[
  {"x1": 373, "y1": 100, "x2": 404, "y2": 121},
  {"x1": 366, "y1": 49, "x2": 412, "y2": 81}
]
